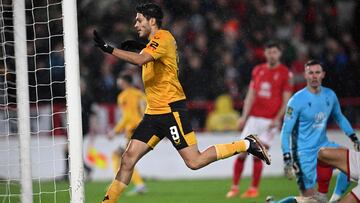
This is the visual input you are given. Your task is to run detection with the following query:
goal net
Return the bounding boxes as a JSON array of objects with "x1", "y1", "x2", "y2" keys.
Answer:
[{"x1": 0, "y1": 0, "x2": 84, "y2": 202}]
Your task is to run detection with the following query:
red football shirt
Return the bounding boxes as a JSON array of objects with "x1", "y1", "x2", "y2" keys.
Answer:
[{"x1": 249, "y1": 63, "x2": 293, "y2": 119}]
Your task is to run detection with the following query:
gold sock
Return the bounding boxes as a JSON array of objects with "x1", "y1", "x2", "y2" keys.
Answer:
[
  {"x1": 111, "y1": 152, "x2": 121, "y2": 175},
  {"x1": 214, "y1": 140, "x2": 247, "y2": 160},
  {"x1": 103, "y1": 180, "x2": 127, "y2": 203},
  {"x1": 131, "y1": 168, "x2": 144, "y2": 186}
]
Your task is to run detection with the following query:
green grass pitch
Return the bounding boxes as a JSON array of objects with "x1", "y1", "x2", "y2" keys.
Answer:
[{"x1": 0, "y1": 176, "x2": 352, "y2": 203}]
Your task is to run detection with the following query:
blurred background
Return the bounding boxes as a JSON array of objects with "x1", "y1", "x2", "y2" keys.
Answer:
[
  {"x1": 80, "y1": 0, "x2": 360, "y2": 131},
  {"x1": 1, "y1": 0, "x2": 360, "y2": 202},
  {"x1": 2, "y1": 0, "x2": 359, "y2": 132}
]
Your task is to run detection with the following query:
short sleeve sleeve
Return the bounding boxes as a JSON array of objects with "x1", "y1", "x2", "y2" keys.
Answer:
[{"x1": 142, "y1": 32, "x2": 169, "y2": 60}]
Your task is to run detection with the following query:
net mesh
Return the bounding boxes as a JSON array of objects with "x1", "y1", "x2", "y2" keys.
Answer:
[{"x1": 0, "y1": 0, "x2": 70, "y2": 202}]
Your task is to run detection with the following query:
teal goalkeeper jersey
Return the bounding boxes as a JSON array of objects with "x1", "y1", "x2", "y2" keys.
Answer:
[{"x1": 281, "y1": 86, "x2": 354, "y2": 154}]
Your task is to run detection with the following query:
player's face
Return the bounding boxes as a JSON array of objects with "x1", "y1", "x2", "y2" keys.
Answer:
[
  {"x1": 304, "y1": 65, "x2": 325, "y2": 88},
  {"x1": 134, "y1": 13, "x2": 151, "y2": 39},
  {"x1": 264, "y1": 47, "x2": 282, "y2": 66}
]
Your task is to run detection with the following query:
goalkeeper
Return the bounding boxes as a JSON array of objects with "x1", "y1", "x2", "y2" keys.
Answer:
[
  {"x1": 267, "y1": 148, "x2": 360, "y2": 203},
  {"x1": 280, "y1": 60, "x2": 360, "y2": 202},
  {"x1": 107, "y1": 73, "x2": 147, "y2": 196},
  {"x1": 94, "y1": 3, "x2": 271, "y2": 203}
]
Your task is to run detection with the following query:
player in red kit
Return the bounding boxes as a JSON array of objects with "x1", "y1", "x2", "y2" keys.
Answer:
[{"x1": 226, "y1": 42, "x2": 293, "y2": 198}]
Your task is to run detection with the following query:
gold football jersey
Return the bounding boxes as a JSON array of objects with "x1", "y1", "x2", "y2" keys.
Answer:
[
  {"x1": 141, "y1": 30, "x2": 186, "y2": 114},
  {"x1": 113, "y1": 87, "x2": 146, "y2": 138}
]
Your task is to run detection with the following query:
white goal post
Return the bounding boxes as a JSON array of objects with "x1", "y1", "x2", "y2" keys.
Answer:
[
  {"x1": 2, "y1": 0, "x2": 84, "y2": 202},
  {"x1": 62, "y1": 0, "x2": 85, "y2": 202},
  {"x1": 13, "y1": 0, "x2": 33, "y2": 202}
]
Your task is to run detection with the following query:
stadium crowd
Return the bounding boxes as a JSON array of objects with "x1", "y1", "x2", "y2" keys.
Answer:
[
  {"x1": 15, "y1": 0, "x2": 359, "y2": 130},
  {"x1": 76, "y1": 0, "x2": 360, "y2": 98},
  {"x1": 76, "y1": 0, "x2": 360, "y2": 129}
]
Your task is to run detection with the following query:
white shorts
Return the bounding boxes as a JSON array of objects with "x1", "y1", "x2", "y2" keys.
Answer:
[
  {"x1": 239, "y1": 116, "x2": 278, "y2": 146},
  {"x1": 348, "y1": 149, "x2": 360, "y2": 199}
]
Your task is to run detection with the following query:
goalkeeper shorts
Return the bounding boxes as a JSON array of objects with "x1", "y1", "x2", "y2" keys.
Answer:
[{"x1": 293, "y1": 141, "x2": 340, "y2": 190}]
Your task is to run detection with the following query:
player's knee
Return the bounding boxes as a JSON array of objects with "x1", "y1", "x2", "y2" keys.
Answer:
[
  {"x1": 318, "y1": 147, "x2": 329, "y2": 162},
  {"x1": 121, "y1": 151, "x2": 136, "y2": 170},
  {"x1": 184, "y1": 159, "x2": 201, "y2": 170}
]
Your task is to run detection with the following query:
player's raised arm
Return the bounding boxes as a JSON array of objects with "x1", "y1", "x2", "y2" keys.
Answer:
[{"x1": 93, "y1": 30, "x2": 153, "y2": 66}]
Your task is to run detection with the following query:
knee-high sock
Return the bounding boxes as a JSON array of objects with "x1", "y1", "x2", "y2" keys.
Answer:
[
  {"x1": 103, "y1": 180, "x2": 127, "y2": 203},
  {"x1": 252, "y1": 157, "x2": 263, "y2": 188},
  {"x1": 214, "y1": 140, "x2": 248, "y2": 160},
  {"x1": 131, "y1": 169, "x2": 145, "y2": 186},
  {"x1": 317, "y1": 161, "x2": 333, "y2": 193},
  {"x1": 332, "y1": 172, "x2": 350, "y2": 199},
  {"x1": 232, "y1": 156, "x2": 245, "y2": 186}
]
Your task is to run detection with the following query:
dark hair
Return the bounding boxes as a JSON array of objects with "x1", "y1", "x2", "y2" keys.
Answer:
[
  {"x1": 136, "y1": 3, "x2": 163, "y2": 27},
  {"x1": 265, "y1": 41, "x2": 282, "y2": 51},
  {"x1": 118, "y1": 73, "x2": 133, "y2": 84},
  {"x1": 304, "y1": 59, "x2": 322, "y2": 69}
]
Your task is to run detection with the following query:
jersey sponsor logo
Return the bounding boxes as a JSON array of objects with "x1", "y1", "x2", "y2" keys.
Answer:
[
  {"x1": 313, "y1": 112, "x2": 326, "y2": 128},
  {"x1": 258, "y1": 82, "x2": 271, "y2": 98}
]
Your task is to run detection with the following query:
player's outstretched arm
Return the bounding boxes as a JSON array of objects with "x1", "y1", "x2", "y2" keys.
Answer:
[
  {"x1": 93, "y1": 30, "x2": 153, "y2": 66},
  {"x1": 330, "y1": 93, "x2": 360, "y2": 151}
]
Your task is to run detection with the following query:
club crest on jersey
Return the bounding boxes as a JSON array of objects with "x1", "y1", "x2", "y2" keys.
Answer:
[{"x1": 286, "y1": 107, "x2": 293, "y2": 117}]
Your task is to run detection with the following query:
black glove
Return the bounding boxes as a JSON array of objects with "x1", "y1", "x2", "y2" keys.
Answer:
[
  {"x1": 120, "y1": 40, "x2": 146, "y2": 52},
  {"x1": 349, "y1": 134, "x2": 360, "y2": 151},
  {"x1": 283, "y1": 152, "x2": 294, "y2": 180},
  {"x1": 93, "y1": 30, "x2": 114, "y2": 54}
]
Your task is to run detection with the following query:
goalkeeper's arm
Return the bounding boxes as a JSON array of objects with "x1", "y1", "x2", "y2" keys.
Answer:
[{"x1": 93, "y1": 30, "x2": 152, "y2": 66}]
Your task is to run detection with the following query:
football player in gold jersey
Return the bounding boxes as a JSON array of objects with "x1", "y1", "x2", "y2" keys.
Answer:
[
  {"x1": 108, "y1": 73, "x2": 147, "y2": 195},
  {"x1": 94, "y1": 3, "x2": 271, "y2": 203}
]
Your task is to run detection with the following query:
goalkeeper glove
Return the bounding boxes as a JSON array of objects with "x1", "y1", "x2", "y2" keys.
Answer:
[
  {"x1": 120, "y1": 40, "x2": 146, "y2": 52},
  {"x1": 283, "y1": 152, "x2": 295, "y2": 180},
  {"x1": 349, "y1": 133, "x2": 360, "y2": 151},
  {"x1": 93, "y1": 30, "x2": 114, "y2": 54}
]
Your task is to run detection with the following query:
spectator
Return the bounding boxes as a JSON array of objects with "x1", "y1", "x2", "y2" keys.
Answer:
[{"x1": 205, "y1": 94, "x2": 240, "y2": 132}]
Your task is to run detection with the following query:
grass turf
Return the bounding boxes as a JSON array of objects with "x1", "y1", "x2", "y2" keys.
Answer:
[{"x1": 0, "y1": 176, "x2": 351, "y2": 203}]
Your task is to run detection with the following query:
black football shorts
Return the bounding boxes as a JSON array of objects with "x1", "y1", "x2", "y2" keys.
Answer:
[{"x1": 132, "y1": 100, "x2": 197, "y2": 150}]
